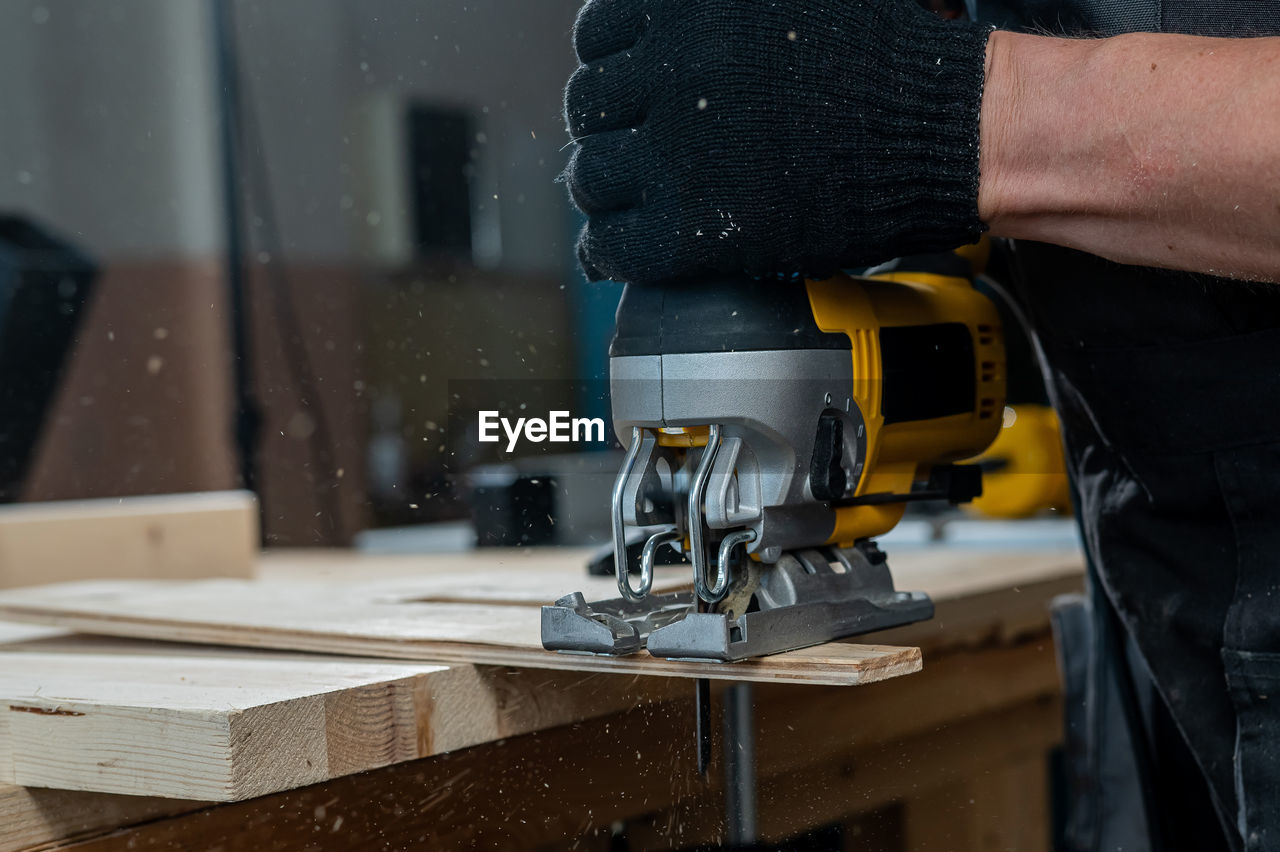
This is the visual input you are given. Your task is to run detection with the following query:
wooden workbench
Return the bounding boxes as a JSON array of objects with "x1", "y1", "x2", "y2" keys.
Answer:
[{"x1": 1, "y1": 545, "x2": 1082, "y2": 851}]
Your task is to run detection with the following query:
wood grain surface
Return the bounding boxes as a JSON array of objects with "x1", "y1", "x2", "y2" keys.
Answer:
[
  {"x1": 0, "y1": 544, "x2": 1081, "y2": 850},
  {"x1": 0, "y1": 630, "x2": 694, "y2": 805},
  {"x1": 0, "y1": 491, "x2": 258, "y2": 590},
  {"x1": 0, "y1": 558, "x2": 927, "y2": 686},
  {"x1": 0, "y1": 641, "x2": 447, "y2": 800},
  {"x1": 33, "y1": 639, "x2": 1066, "y2": 851}
]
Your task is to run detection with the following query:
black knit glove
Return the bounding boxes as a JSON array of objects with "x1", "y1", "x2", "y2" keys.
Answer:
[{"x1": 564, "y1": 0, "x2": 993, "y2": 284}]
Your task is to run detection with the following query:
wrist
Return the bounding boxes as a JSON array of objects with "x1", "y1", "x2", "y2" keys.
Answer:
[
  {"x1": 975, "y1": 29, "x2": 1016, "y2": 230},
  {"x1": 975, "y1": 29, "x2": 1280, "y2": 280},
  {"x1": 976, "y1": 31, "x2": 1109, "y2": 237}
]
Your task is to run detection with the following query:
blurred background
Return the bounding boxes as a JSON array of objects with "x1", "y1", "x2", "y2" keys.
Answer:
[
  {"x1": 0, "y1": 0, "x2": 623, "y2": 546},
  {"x1": 0, "y1": 0, "x2": 1075, "y2": 555}
]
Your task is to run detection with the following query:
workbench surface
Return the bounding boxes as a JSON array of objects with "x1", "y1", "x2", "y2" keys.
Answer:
[{"x1": 0, "y1": 543, "x2": 1082, "y2": 851}]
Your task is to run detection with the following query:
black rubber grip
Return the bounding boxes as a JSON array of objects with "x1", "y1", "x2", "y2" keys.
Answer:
[{"x1": 609, "y1": 278, "x2": 849, "y2": 357}]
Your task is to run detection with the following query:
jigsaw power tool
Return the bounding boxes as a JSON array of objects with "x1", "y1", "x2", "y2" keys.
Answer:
[{"x1": 542, "y1": 250, "x2": 1006, "y2": 662}]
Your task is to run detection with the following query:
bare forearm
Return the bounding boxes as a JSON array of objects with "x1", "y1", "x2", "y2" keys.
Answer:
[{"x1": 978, "y1": 30, "x2": 1280, "y2": 282}]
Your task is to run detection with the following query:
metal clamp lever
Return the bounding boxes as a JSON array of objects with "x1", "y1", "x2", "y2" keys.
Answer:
[
  {"x1": 633, "y1": 527, "x2": 682, "y2": 598},
  {"x1": 717, "y1": 528, "x2": 756, "y2": 592},
  {"x1": 688, "y1": 423, "x2": 727, "y2": 603},
  {"x1": 611, "y1": 426, "x2": 646, "y2": 601}
]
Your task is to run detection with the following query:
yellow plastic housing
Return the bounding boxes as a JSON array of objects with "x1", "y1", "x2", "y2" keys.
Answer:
[
  {"x1": 969, "y1": 404, "x2": 1072, "y2": 519},
  {"x1": 805, "y1": 266, "x2": 1006, "y2": 544}
]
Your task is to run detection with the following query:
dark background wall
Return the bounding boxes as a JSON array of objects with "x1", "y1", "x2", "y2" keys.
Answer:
[{"x1": 0, "y1": 0, "x2": 594, "y2": 544}]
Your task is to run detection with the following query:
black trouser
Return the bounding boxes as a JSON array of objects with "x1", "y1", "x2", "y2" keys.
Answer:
[
  {"x1": 968, "y1": 4, "x2": 1280, "y2": 846},
  {"x1": 1007, "y1": 242, "x2": 1280, "y2": 852}
]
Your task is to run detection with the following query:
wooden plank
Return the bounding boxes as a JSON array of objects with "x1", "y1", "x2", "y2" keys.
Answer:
[
  {"x1": 40, "y1": 636, "x2": 1063, "y2": 852},
  {"x1": 258, "y1": 550, "x2": 698, "y2": 602},
  {"x1": 0, "y1": 543, "x2": 1087, "y2": 690},
  {"x1": 254, "y1": 545, "x2": 1082, "y2": 597},
  {"x1": 0, "y1": 631, "x2": 1054, "y2": 830},
  {"x1": 0, "y1": 547, "x2": 1082, "y2": 688},
  {"x1": 0, "y1": 625, "x2": 206, "y2": 850},
  {"x1": 0, "y1": 570, "x2": 922, "y2": 687},
  {"x1": 0, "y1": 637, "x2": 696, "y2": 803},
  {"x1": 0, "y1": 646, "x2": 448, "y2": 800},
  {"x1": 0, "y1": 630, "x2": 695, "y2": 804},
  {"x1": 0, "y1": 621, "x2": 64, "y2": 644},
  {"x1": 255, "y1": 546, "x2": 1083, "y2": 644},
  {"x1": 0, "y1": 491, "x2": 258, "y2": 589}
]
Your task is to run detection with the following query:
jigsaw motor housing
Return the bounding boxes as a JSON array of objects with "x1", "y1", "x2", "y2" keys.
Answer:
[{"x1": 608, "y1": 261, "x2": 1006, "y2": 562}]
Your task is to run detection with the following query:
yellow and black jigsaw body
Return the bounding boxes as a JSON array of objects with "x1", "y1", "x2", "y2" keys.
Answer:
[{"x1": 543, "y1": 252, "x2": 1006, "y2": 661}]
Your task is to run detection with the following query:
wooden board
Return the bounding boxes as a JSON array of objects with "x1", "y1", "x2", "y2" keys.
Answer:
[
  {"x1": 0, "y1": 546, "x2": 1086, "y2": 688},
  {"x1": 0, "y1": 621, "x2": 64, "y2": 644},
  {"x1": 0, "y1": 625, "x2": 701, "y2": 805},
  {"x1": 29, "y1": 639, "x2": 1066, "y2": 851},
  {"x1": 252, "y1": 544, "x2": 1083, "y2": 607},
  {"x1": 249, "y1": 544, "x2": 1083, "y2": 658},
  {"x1": 0, "y1": 491, "x2": 258, "y2": 589},
  {"x1": 0, "y1": 642, "x2": 448, "y2": 800},
  {"x1": 0, "y1": 559, "x2": 922, "y2": 686}
]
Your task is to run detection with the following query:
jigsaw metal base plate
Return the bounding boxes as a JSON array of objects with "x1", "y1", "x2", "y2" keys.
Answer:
[{"x1": 541, "y1": 544, "x2": 933, "y2": 662}]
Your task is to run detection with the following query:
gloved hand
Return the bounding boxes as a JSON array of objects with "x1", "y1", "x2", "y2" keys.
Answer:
[{"x1": 563, "y1": 0, "x2": 993, "y2": 284}]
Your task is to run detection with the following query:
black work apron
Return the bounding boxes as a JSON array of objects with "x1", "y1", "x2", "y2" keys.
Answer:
[{"x1": 970, "y1": 4, "x2": 1280, "y2": 850}]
